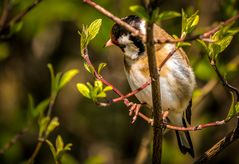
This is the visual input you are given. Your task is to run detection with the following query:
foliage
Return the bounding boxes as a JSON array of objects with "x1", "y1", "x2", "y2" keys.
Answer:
[{"x1": 46, "y1": 135, "x2": 72, "y2": 163}]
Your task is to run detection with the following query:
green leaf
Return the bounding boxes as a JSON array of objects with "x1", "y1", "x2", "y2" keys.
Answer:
[
  {"x1": 84, "y1": 62, "x2": 94, "y2": 74},
  {"x1": 33, "y1": 99, "x2": 50, "y2": 118},
  {"x1": 157, "y1": 11, "x2": 181, "y2": 21},
  {"x1": 76, "y1": 83, "x2": 91, "y2": 99},
  {"x1": 228, "y1": 27, "x2": 239, "y2": 35},
  {"x1": 94, "y1": 80, "x2": 103, "y2": 90},
  {"x1": 97, "y1": 63, "x2": 107, "y2": 74},
  {"x1": 129, "y1": 5, "x2": 149, "y2": 20},
  {"x1": 46, "y1": 139, "x2": 56, "y2": 159},
  {"x1": 38, "y1": 116, "x2": 50, "y2": 138},
  {"x1": 176, "y1": 41, "x2": 191, "y2": 48},
  {"x1": 56, "y1": 135, "x2": 64, "y2": 154},
  {"x1": 216, "y1": 35, "x2": 233, "y2": 53},
  {"x1": 181, "y1": 9, "x2": 199, "y2": 37},
  {"x1": 64, "y1": 143, "x2": 72, "y2": 151},
  {"x1": 103, "y1": 86, "x2": 112, "y2": 92},
  {"x1": 151, "y1": 8, "x2": 160, "y2": 22},
  {"x1": 28, "y1": 94, "x2": 34, "y2": 117},
  {"x1": 46, "y1": 117, "x2": 59, "y2": 137},
  {"x1": 197, "y1": 39, "x2": 209, "y2": 53},
  {"x1": 87, "y1": 19, "x2": 102, "y2": 41},
  {"x1": 226, "y1": 92, "x2": 236, "y2": 121},
  {"x1": 96, "y1": 92, "x2": 106, "y2": 98},
  {"x1": 59, "y1": 69, "x2": 79, "y2": 90},
  {"x1": 79, "y1": 19, "x2": 102, "y2": 51},
  {"x1": 48, "y1": 64, "x2": 55, "y2": 93},
  {"x1": 55, "y1": 72, "x2": 63, "y2": 92}
]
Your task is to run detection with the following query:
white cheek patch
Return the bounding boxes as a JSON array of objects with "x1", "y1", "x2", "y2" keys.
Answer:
[
  {"x1": 139, "y1": 20, "x2": 146, "y2": 35},
  {"x1": 118, "y1": 34, "x2": 132, "y2": 45}
]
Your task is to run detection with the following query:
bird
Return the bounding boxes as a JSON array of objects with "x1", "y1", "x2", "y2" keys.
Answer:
[{"x1": 105, "y1": 15, "x2": 196, "y2": 157}]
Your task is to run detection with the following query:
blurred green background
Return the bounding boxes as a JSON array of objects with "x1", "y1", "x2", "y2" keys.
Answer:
[{"x1": 0, "y1": 0, "x2": 239, "y2": 163}]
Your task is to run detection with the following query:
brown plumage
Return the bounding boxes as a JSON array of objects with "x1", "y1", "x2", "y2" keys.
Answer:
[{"x1": 106, "y1": 15, "x2": 196, "y2": 157}]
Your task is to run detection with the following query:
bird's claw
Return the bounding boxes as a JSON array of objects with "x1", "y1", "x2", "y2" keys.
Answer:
[{"x1": 128, "y1": 103, "x2": 142, "y2": 124}]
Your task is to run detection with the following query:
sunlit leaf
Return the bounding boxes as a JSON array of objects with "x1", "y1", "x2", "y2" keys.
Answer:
[
  {"x1": 226, "y1": 92, "x2": 236, "y2": 121},
  {"x1": 181, "y1": 9, "x2": 199, "y2": 38},
  {"x1": 87, "y1": 19, "x2": 102, "y2": 41},
  {"x1": 56, "y1": 135, "x2": 64, "y2": 154},
  {"x1": 94, "y1": 80, "x2": 103, "y2": 90},
  {"x1": 46, "y1": 117, "x2": 60, "y2": 137},
  {"x1": 176, "y1": 41, "x2": 191, "y2": 48},
  {"x1": 64, "y1": 143, "x2": 72, "y2": 151},
  {"x1": 96, "y1": 92, "x2": 106, "y2": 98},
  {"x1": 46, "y1": 139, "x2": 56, "y2": 159},
  {"x1": 97, "y1": 63, "x2": 107, "y2": 74},
  {"x1": 33, "y1": 99, "x2": 50, "y2": 118},
  {"x1": 129, "y1": 5, "x2": 149, "y2": 20},
  {"x1": 84, "y1": 62, "x2": 94, "y2": 74},
  {"x1": 48, "y1": 63, "x2": 55, "y2": 93},
  {"x1": 76, "y1": 83, "x2": 91, "y2": 99},
  {"x1": 103, "y1": 86, "x2": 112, "y2": 92},
  {"x1": 38, "y1": 116, "x2": 50, "y2": 138},
  {"x1": 157, "y1": 11, "x2": 181, "y2": 21},
  {"x1": 59, "y1": 69, "x2": 79, "y2": 90}
]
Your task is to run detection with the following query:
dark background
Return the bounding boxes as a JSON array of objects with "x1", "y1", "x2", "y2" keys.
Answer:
[{"x1": 0, "y1": 0, "x2": 239, "y2": 163}]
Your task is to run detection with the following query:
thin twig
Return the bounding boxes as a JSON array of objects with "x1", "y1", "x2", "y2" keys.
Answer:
[
  {"x1": 0, "y1": 127, "x2": 29, "y2": 155},
  {"x1": 210, "y1": 60, "x2": 239, "y2": 101},
  {"x1": 8, "y1": 0, "x2": 43, "y2": 25},
  {"x1": 27, "y1": 91, "x2": 57, "y2": 164},
  {"x1": 194, "y1": 119, "x2": 239, "y2": 163},
  {"x1": 83, "y1": 0, "x2": 143, "y2": 37},
  {"x1": 82, "y1": 0, "x2": 239, "y2": 132},
  {"x1": 0, "y1": 0, "x2": 9, "y2": 29}
]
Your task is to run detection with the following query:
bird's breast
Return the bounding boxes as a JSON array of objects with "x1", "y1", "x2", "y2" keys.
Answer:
[{"x1": 124, "y1": 50, "x2": 195, "y2": 112}]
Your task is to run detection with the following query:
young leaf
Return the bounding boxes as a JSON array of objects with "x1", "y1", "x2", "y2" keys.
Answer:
[
  {"x1": 96, "y1": 92, "x2": 106, "y2": 98},
  {"x1": 46, "y1": 140, "x2": 56, "y2": 159},
  {"x1": 48, "y1": 64, "x2": 56, "y2": 93},
  {"x1": 32, "y1": 99, "x2": 50, "y2": 118},
  {"x1": 87, "y1": 19, "x2": 102, "y2": 41},
  {"x1": 28, "y1": 94, "x2": 35, "y2": 117},
  {"x1": 97, "y1": 63, "x2": 107, "y2": 74},
  {"x1": 38, "y1": 116, "x2": 50, "y2": 138},
  {"x1": 59, "y1": 69, "x2": 79, "y2": 90},
  {"x1": 181, "y1": 10, "x2": 199, "y2": 38},
  {"x1": 176, "y1": 41, "x2": 191, "y2": 48},
  {"x1": 84, "y1": 62, "x2": 94, "y2": 74},
  {"x1": 76, "y1": 83, "x2": 91, "y2": 99},
  {"x1": 157, "y1": 11, "x2": 181, "y2": 21},
  {"x1": 56, "y1": 135, "x2": 64, "y2": 154},
  {"x1": 129, "y1": 5, "x2": 149, "y2": 20},
  {"x1": 94, "y1": 80, "x2": 103, "y2": 90},
  {"x1": 103, "y1": 86, "x2": 113, "y2": 92},
  {"x1": 226, "y1": 92, "x2": 236, "y2": 121},
  {"x1": 46, "y1": 117, "x2": 60, "y2": 137},
  {"x1": 55, "y1": 72, "x2": 63, "y2": 92}
]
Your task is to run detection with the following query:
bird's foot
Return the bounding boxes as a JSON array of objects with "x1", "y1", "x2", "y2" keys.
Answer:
[{"x1": 127, "y1": 102, "x2": 143, "y2": 124}]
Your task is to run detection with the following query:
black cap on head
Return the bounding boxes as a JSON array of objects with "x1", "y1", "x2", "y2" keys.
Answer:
[{"x1": 111, "y1": 15, "x2": 142, "y2": 44}]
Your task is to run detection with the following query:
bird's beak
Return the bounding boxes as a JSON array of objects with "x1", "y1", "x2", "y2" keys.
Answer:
[{"x1": 104, "y1": 39, "x2": 114, "y2": 47}]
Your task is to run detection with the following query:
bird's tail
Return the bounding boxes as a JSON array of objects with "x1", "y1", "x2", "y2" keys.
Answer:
[{"x1": 175, "y1": 118, "x2": 194, "y2": 158}]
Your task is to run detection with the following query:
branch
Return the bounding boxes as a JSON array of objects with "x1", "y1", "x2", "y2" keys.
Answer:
[
  {"x1": 0, "y1": 0, "x2": 42, "y2": 37},
  {"x1": 145, "y1": 1, "x2": 163, "y2": 163},
  {"x1": 0, "y1": 127, "x2": 29, "y2": 155},
  {"x1": 83, "y1": 0, "x2": 143, "y2": 37},
  {"x1": 210, "y1": 60, "x2": 239, "y2": 100},
  {"x1": 194, "y1": 119, "x2": 239, "y2": 163},
  {"x1": 27, "y1": 89, "x2": 58, "y2": 164},
  {"x1": 9, "y1": 0, "x2": 43, "y2": 25},
  {"x1": 81, "y1": 48, "x2": 153, "y2": 124}
]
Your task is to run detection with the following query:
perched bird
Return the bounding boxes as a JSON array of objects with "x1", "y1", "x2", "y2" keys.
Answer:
[{"x1": 105, "y1": 15, "x2": 196, "y2": 157}]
